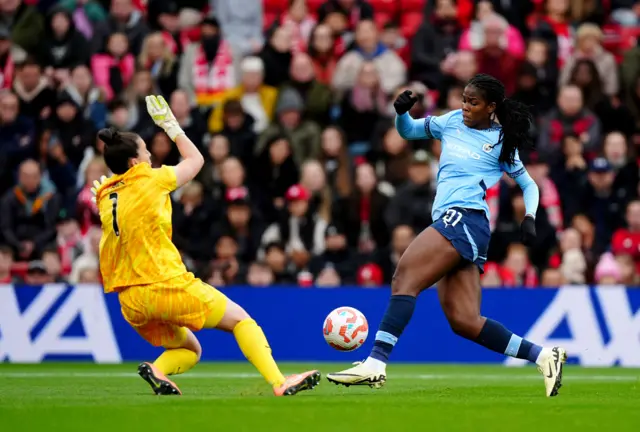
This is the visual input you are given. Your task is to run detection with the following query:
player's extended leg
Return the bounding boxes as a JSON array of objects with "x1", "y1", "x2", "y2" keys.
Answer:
[
  {"x1": 135, "y1": 325, "x2": 201, "y2": 395},
  {"x1": 438, "y1": 263, "x2": 567, "y2": 397},
  {"x1": 206, "y1": 299, "x2": 320, "y2": 396},
  {"x1": 327, "y1": 227, "x2": 461, "y2": 387}
]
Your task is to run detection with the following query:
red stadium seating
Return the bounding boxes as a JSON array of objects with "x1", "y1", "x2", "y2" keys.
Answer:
[
  {"x1": 263, "y1": 0, "x2": 288, "y2": 29},
  {"x1": 370, "y1": 0, "x2": 399, "y2": 15},
  {"x1": 399, "y1": 0, "x2": 426, "y2": 11},
  {"x1": 400, "y1": 12, "x2": 424, "y2": 38}
]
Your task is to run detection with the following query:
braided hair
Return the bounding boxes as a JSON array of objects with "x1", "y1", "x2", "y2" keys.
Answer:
[{"x1": 467, "y1": 74, "x2": 533, "y2": 166}]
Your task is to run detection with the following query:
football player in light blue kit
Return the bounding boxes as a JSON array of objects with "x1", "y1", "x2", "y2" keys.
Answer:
[{"x1": 328, "y1": 74, "x2": 567, "y2": 397}]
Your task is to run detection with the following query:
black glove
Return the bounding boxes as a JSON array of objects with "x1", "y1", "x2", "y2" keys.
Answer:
[
  {"x1": 393, "y1": 90, "x2": 418, "y2": 115},
  {"x1": 520, "y1": 215, "x2": 537, "y2": 246}
]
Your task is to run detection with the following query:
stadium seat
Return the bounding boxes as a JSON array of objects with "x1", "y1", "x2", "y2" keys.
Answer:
[
  {"x1": 370, "y1": 0, "x2": 399, "y2": 15},
  {"x1": 400, "y1": 12, "x2": 424, "y2": 38},
  {"x1": 307, "y1": 0, "x2": 325, "y2": 15},
  {"x1": 399, "y1": 0, "x2": 425, "y2": 12},
  {"x1": 263, "y1": 0, "x2": 288, "y2": 29}
]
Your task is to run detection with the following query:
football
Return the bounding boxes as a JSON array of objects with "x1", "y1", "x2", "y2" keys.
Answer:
[{"x1": 323, "y1": 307, "x2": 369, "y2": 351}]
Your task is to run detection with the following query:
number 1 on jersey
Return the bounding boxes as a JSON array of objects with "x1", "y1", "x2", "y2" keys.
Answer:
[{"x1": 109, "y1": 192, "x2": 120, "y2": 236}]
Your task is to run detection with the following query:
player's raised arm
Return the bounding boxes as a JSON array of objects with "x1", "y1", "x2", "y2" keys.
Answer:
[
  {"x1": 146, "y1": 95, "x2": 204, "y2": 187},
  {"x1": 394, "y1": 90, "x2": 426, "y2": 140}
]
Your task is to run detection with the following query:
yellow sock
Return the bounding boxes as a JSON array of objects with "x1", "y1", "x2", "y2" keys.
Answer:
[
  {"x1": 153, "y1": 348, "x2": 199, "y2": 376},
  {"x1": 233, "y1": 319, "x2": 286, "y2": 387}
]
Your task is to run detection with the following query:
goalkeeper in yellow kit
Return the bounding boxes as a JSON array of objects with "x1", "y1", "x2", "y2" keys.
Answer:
[{"x1": 92, "y1": 95, "x2": 320, "y2": 396}]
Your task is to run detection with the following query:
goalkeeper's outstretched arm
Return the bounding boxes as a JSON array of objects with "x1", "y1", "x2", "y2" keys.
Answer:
[{"x1": 145, "y1": 95, "x2": 204, "y2": 187}]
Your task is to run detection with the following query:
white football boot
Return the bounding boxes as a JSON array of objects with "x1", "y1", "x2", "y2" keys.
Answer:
[
  {"x1": 536, "y1": 346, "x2": 567, "y2": 397},
  {"x1": 326, "y1": 359, "x2": 387, "y2": 388}
]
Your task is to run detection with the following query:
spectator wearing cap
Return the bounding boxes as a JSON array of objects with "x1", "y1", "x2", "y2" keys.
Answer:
[
  {"x1": 179, "y1": 16, "x2": 238, "y2": 107},
  {"x1": 560, "y1": 23, "x2": 618, "y2": 97},
  {"x1": 309, "y1": 223, "x2": 355, "y2": 283},
  {"x1": 260, "y1": 184, "x2": 328, "y2": 266},
  {"x1": 211, "y1": 186, "x2": 265, "y2": 264},
  {"x1": 374, "y1": 225, "x2": 415, "y2": 284},
  {"x1": 172, "y1": 181, "x2": 218, "y2": 262},
  {"x1": 39, "y1": 6, "x2": 91, "y2": 87},
  {"x1": 23, "y1": 260, "x2": 54, "y2": 285},
  {"x1": 0, "y1": 159, "x2": 61, "y2": 261},
  {"x1": 256, "y1": 88, "x2": 321, "y2": 168},
  {"x1": 410, "y1": 1, "x2": 462, "y2": 89},
  {"x1": 212, "y1": 0, "x2": 263, "y2": 58},
  {"x1": 0, "y1": 28, "x2": 27, "y2": 90},
  {"x1": 0, "y1": 0, "x2": 44, "y2": 56},
  {"x1": 537, "y1": 85, "x2": 601, "y2": 164},
  {"x1": 91, "y1": 0, "x2": 149, "y2": 56},
  {"x1": 208, "y1": 56, "x2": 277, "y2": 134},
  {"x1": 385, "y1": 150, "x2": 436, "y2": 233},
  {"x1": 611, "y1": 200, "x2": 640, "y2": 272},
  {"x1": 58, "y1": 0, "x2": 107, "y2": 40},
  {"x1": 138, "y1": 32, "x2": 179, "y2": 98},
  {"x1": 571, "y1": 157, "x2": 627, "y2": 256},
  {"x1": 335, "y1": 162, "x2": 391, "y2": 255},
  {"x1": 281, "y1": 53, "x2": 333, "y2": 127},
  {"x1": 13, "y1": 59, "x2": 56, "y2": 124},
  {"x1": 333, "y1": 20, "x2": 406, "y2": 95},
  {"x1": 339, "y1": 61, "x2": 388, "y2": 144},
  {"x1": 0, "y1": 91, "x2": 36, "y2": 196}
]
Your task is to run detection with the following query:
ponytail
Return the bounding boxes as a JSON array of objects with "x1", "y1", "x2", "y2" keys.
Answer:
[
  {"x1": 467, "y1": 74, "x2": 533, "y2": 166},
  {"x1": 494, "y1": 98, "x2": 533, "y2": 166}
]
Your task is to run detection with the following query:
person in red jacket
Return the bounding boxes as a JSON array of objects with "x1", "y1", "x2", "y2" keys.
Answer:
[{"x1": 611, "y1": 200, "x2": 640, "y2": 272}]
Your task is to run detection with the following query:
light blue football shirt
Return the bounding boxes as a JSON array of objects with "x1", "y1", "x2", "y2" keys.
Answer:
[{"x1": 395, "y1": 109, "x2": 539, "y2": 222}]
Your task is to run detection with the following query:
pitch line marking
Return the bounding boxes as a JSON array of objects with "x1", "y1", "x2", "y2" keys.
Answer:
[{"x1": 0, "y1": 372, "x2": 636, "y2": 382}]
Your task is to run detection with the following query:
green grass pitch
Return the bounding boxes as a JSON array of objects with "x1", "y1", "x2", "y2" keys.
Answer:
[{"x1": 0, "y1": 363, "x2": 638, "y2": 432}]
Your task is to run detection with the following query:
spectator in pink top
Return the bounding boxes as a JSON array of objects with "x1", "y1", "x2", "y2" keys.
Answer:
[{"x1": 458, "y1": 1, "x2": 525, "y2": 59}]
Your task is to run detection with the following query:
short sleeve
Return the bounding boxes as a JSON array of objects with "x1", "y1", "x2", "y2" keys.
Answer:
[
  {"x1": 424, "y1": 109, "x2": 460, "y2": 140},
  {"x1": 500, "y1": 150, "x2": 526, "y2": 179},
  {"x1": 153, "y1": 165, "x2": 178, "y2": 192}
]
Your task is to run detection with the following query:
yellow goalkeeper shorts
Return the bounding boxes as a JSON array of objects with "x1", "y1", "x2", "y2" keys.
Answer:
[{"x1": 117, "y1": 272, "x2": 228, "y2": 347}]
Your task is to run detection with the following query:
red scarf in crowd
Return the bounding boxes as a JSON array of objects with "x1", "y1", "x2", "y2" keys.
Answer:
[
  {"x1": 0, "y1": 54, "x2": 14, "y2": 90},
  {"x1": 193, "y1": 40, "x2": 235, "y2": 106},
  {"x1": 281, "y1": 13, "x2": 317, "y2": 54}
]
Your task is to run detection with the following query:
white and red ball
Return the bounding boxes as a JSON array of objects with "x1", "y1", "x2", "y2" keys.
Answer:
[{"x1": 323, "y1": 307, "x2": 369, "y2": 351}]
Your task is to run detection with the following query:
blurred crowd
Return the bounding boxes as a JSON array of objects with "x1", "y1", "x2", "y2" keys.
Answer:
[{"x1": 1, "y1": 0, "x2": 640, "y2": 287}]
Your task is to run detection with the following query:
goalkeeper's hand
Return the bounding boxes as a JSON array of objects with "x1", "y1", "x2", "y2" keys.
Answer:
[
  {"x1": 90, "y1": 175, "x2": 108, "y2": 203},
  {"x1": 145, "y1": 95, "x2": 184, "y2": 141}
]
